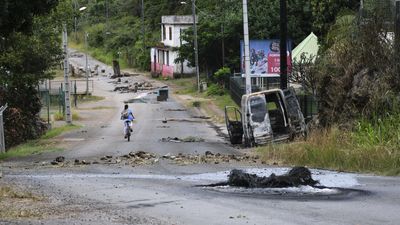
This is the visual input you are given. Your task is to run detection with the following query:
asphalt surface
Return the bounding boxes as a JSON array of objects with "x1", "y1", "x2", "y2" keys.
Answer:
[{"x1": 1, "y1": 51, "x2": 400, "y2": 225}]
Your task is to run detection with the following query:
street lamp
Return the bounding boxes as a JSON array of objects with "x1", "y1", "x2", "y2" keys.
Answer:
[
  {"x1": 79, "y1": 6, "x2": 90, "y2": 95},
  {"x1": 181, "y1": 1, "x2": 200, "y2": 92}
]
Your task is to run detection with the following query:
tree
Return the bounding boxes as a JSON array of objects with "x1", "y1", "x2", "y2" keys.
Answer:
[
  {"x1": 0, "y1": 0, "x2": 64, "y2": 148},
  {"x1": 310, "y1": 0, "x2": 359, "y2": 44},
  {"x1": 315, "y1": 8, "x2": 399, "y2": 126},
  {"x1": 177, "y1": 0, "x2": 315, "y2": 76}
]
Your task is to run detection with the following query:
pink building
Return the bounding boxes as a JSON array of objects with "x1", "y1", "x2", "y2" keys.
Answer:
[{"x1": 150, "y1": 15, "x2": 196, "y2": 78}]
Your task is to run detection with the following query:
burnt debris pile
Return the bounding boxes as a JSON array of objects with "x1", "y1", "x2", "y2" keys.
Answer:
[{"x1": 224, "y1": 167, "x2": 318, "y2": 188}]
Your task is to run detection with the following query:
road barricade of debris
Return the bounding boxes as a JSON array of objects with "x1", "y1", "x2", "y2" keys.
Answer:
[{"x1": 46, "y1": 151, "x2": 266, "y2": 168}]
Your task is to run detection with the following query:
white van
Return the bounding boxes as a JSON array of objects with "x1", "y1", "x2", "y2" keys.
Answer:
[{"x1": 225, "y1": 88, "x2": 306, "y2": 147}]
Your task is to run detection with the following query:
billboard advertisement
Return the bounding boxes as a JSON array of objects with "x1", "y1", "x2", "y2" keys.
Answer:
[{"x1": 240, "y1": 40, "x2": 292, "y2": 77}]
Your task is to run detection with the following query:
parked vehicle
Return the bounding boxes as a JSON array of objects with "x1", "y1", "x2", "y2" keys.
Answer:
[{"x1": 225, "y1": 88, "x2": 306, "y2": 147}]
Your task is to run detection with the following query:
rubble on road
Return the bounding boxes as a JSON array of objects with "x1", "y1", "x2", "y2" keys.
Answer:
[
  {"x1": 160, "y1": 136, "x2": 205, "y2": 143},
  {"x1": 165, "y1": 108, "x2": 187, "y2": 112},
  {"x1": 55, "y1": 156, "x2": 65, "y2": 163},
  {"x1": 110, "y1": 72, "x2": 139, "y2": 79},
  {"x1": 162, "y1": 151, "x2": 262, "y2": 166},
  {"x1": 46, "y1": 151, "x2": 265, "y2": 168},
  {"x1": 113, "y1": 81, "x2": 155, "y2": 93},
  {"x1": 0, "y1": 171, "x2": 2, "y2": 179}
]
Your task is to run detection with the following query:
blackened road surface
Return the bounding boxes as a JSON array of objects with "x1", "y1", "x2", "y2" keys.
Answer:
[{"x1": 1, "y1": 50, "x2": 400, "y2": 225}]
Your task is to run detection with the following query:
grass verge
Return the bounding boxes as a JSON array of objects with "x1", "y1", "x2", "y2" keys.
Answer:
[
  {"x1": 0, "y1": 124, "x2": 80, "y2": 160},
  {"x1": 69, "y1": 40, "x2": 129, "y2": 69},
  {"x1": 258, "y1": 117, "x2": 400, "y2": 176},
  {"x1": 162, "y1": 77, "x2": 238, "y2": 123}
]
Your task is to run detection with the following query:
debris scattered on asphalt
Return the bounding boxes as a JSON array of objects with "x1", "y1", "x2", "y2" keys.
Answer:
[
  {"x1": 207, "y1": 167, "x2": 319, "y2": 188},
  {"x1": 0, "y1": 171, "x2": 2, "y2": 179},
  {"x1": 112, "y1": 81, "x2": 155, "y2": 93},
  {"x1": 55, "y1": 156, "x2": 65, "y2": 163},
  {"x1": 160, "y1": 136, "x2": 205, "y2": 143},
  {"x1": 156, "y1": 126, "x2": 170, "y2": 128},
  {"x1": 44, "y1": 151, "x2": 264, "y2": 168},
  {"x1": 165, "y1": 109, "x2": 187, "y2": 112},
  {"x1": 192, "y1": 116, "x2": 211, "y2": 119}
]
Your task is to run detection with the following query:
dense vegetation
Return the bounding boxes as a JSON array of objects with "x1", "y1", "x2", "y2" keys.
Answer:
[
  {"x1": 69, "y1": 0, "x2": 359, "y2": 73},
  {"x1": 263, "y1": 0, "x2": 400, "y2": 175},
  {"x1": 0, "y1": 0, "x2": 72, "y2": 147}
]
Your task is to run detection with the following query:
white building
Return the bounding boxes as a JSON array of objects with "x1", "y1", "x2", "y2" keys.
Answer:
[{"x1": 150, "y1": 15, "x2": 196, "y2": 78}]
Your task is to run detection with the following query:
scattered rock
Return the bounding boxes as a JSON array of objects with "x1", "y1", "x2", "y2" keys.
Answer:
[
  {"x1": 205, "y1": 151, "x2": 214, "y2": 157},
  {"x1": 50, "y1": 161, "x2": 58, "y2": 165},
  {"x1": 81, "y1": 160, "x2": 90, "y2": 165},
  {"x1": 165, "y1": 108, "x2": 187, "y2": 112},
  {"x1": 160, "y1": 136, "x2": 205, "y2": 143},
  {"x1": 55, "y1": 156, "x2": 65, "y2": 163},
  {"x1": 0, "y1": 171, "x2": 2, "y2": 179},
  {"x1": 122, "y1": 154, "x2": 131, "y2": 159},
  {"x1": 106, "y1": 155, "x2": 113, "y2": 159}
]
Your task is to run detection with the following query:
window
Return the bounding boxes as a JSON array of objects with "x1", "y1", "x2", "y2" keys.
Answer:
[
  {"x1": 169, "y1": 27, "x2": 172, "y2": 40},
  {"x1": 249, "y1": 96, "x2": 267, "y2": 123},
  {"x1": 162, "y1": 25, "x2": 166, "y2": 40},
  {"x1": 166, "y1": 51, "x2": 169, "y2": 66}
]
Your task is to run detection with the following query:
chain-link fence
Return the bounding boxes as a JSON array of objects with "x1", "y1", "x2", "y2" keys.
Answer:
[{"x1": 38, "y1": 79, "x2": 94, "y2": 124}]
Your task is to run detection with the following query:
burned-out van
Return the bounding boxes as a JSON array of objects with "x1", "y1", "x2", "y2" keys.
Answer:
[{"x1": 225, "y1": 88, "x2": 306, "y2": 147}]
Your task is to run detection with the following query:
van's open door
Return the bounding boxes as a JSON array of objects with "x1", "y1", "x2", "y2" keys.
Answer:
[
  {"x1": 283, "y1": 88, "x2": 306, "y2": 136},
  {"x1": 225, "y1": 106, "x2": 243, "y2": 144}
]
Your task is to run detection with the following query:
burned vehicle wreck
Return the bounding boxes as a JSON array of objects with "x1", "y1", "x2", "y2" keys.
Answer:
[{"x1": 225, "y1": 88, "x2": 306, "y2": 146}]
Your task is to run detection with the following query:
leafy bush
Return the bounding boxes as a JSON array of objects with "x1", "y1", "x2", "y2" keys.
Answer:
[
  {"x1": 213, "y1": 67, "x2": 231, "y2": 87},
  {"x1": 206, "y1": 83, "x2": 226, "y2": 96},
  {"x1": 192, "y1": 101, "x2": 201, "y2": 108}
]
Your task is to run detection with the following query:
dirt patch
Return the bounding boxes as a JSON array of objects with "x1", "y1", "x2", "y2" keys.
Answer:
[{"x1": 0, "y1": 184, "x2": 46, "y2": 220}]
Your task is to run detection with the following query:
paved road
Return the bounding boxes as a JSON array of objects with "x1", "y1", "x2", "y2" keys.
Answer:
[{"x1": 1, "y1": 52, "x2": 400, "y2": 225}]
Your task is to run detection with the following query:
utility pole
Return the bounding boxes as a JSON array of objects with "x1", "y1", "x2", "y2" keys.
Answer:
[
  {"x1": 221, "y1": 23, "x2": 225, "y2": 67},
  {"x1": 85, "y1": 32, "x2": 89, "y2": 95},
  {"x1": 191, "y1": 0, "x2": 200, "y2": 92},
  {"x1": 395, "y1": 1, "x2": 400, "y2": 60},
  {"x1": 74, "y1": 0, "x2": 78, "y2": 42},
  {"x1": 63, "y1": 24, "x2": 72, "y2": 124},
  {"x1": 0, "y1": 104, "x2": 7, "y2": 153},
  {"x1": 396, "y1": 1, "x2": 400, "y2": 88},
  {"x1": 106, "y1": 0, "x2": 109, "y2": 32},
  {"x1": 242, "y1": 0, "x2": 251, "y2": 94},
  {"x1": 280, "y1": 0, "x2": 288, "y2": 90},
  {"x1": 141, "y1": 0, "x2": 145, "y2": 52}
]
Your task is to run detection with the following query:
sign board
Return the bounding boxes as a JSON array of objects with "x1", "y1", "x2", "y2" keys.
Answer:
[{"x1": 240, "y1": 40, "x2": 292, "y2": 77}]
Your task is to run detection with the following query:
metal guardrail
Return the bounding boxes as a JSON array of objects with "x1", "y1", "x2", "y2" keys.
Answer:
[{"x1": 0, "y1": 103, "x2": 8, "y2": 153}]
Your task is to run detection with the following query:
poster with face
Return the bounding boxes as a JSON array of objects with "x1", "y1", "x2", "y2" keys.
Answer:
[{"x1": 241, "y1": 40, "x2": 292, "y2": 77}]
